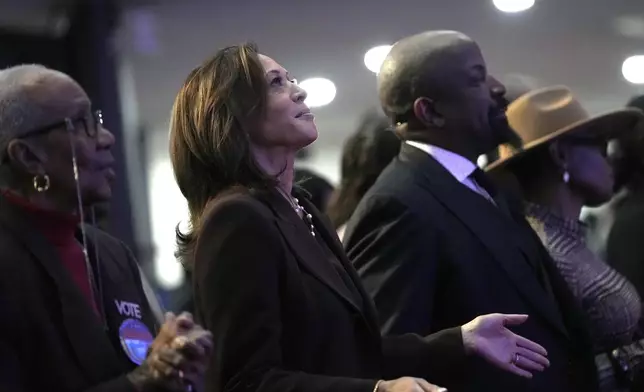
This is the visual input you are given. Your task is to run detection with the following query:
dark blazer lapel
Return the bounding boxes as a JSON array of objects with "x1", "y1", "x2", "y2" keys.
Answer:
[
  {"x1": 399, "y1": 145, "x2": 568, "y2": 338},
  {"x1": 261, "y1": 191, "x2": 362, "y2": 314},
  {"x1": 296, "y1": 194, "x2": 381, "y2": 336},
  {"x1": 0, "y1": 197, "x2": 123, "y2": 380}
]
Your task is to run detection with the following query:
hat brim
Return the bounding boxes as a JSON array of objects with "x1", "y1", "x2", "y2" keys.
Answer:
[{"x1": 486, "y1": 108, "x2": 644, "y2": 173}]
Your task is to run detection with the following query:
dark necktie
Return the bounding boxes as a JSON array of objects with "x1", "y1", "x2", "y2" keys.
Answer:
[
  {"x1": 472, "y1": 170, "x2": 558, "y2": 295},
  {"x1": 470, "y1": 168, "x2": 511, "y2": 217}
]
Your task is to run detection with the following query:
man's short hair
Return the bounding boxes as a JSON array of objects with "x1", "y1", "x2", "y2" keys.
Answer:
[{"x1": 377, "y1": 30, "x2": 472, "y2": 123}]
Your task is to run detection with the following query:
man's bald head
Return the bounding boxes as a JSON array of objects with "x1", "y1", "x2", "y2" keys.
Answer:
[
  {"x1": 378, "y1": 30, "x2": 477, "y2": 121},
  {"x1": 377, "y1": 30, "x2": 514, "y2": 159}
]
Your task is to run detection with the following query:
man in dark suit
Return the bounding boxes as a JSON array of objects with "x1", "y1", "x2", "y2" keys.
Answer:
[{"x1": 343, "y1": 30, "x2": 598, "y2": 392}]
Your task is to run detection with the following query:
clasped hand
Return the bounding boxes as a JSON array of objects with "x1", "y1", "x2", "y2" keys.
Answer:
[{"x1": 128, "y1": 312, "x2": 213, "y2": 392}]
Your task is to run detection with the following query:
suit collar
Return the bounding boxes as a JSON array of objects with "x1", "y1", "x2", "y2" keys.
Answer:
[
  {"x1": 399, "y1": 145, "x2": 569, "y2": 337},
  {"x1": 296, "y1": 193, "x2": 382, "y2": 334},
  {"x1": 0, "y1": 195, "x2": 124, "y2": 380},
  {"x1": 405, "y1": 141, "x2": 477, "y2": 183},
  {"x1": 258, "y1": 189, "x2": 381, "y2": 337},
  {"x1": 260, "y1": 188, "x2": 362, "y2": 313}
]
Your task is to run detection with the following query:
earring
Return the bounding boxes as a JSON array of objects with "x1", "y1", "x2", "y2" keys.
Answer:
[
  {"x1": 563, "y1": 171, "x2": 570, "y2": 184},
  {"x1": 33, "y1": 174, "x2": 50, "y2": 192}
]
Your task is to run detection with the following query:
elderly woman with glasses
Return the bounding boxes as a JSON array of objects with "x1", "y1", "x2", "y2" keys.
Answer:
[{"x1": 0, "y1": 64, "x2": 212, "y2": 392}]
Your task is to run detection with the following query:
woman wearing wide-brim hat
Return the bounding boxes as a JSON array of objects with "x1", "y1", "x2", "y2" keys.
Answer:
[{"x1": 487, "y1": 85, "x2": 644, "y2": 392}]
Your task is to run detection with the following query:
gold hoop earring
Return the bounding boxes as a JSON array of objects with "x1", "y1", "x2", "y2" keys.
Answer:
[{"x1": 33, "y1": 174, "x2": 50, "y2": 192}]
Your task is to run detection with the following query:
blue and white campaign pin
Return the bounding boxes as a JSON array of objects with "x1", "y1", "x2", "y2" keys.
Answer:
[{"x1": 119, "y1": 318, "x2": 154, "y2": 365}]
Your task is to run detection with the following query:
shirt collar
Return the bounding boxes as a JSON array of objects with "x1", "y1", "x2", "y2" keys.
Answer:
[{"x1": 405, "y1": 140, "x2": 477, "y2": 183}]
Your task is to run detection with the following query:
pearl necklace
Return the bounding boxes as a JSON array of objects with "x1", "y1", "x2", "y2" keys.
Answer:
[
  {"x1": 278, "y1": 188, "x2": 316, "y2": 237},
  {"x1": 293, "y1": 197, "x2": 316, "y2": 237}
]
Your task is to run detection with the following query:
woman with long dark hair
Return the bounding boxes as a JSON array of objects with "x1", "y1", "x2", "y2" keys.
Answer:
[
  {"x1": 169, "y1": 43, "x2": 550, "y2": 392},
  {"x1": 327, "y1": 111, "x2": 400, "y2": 239}
]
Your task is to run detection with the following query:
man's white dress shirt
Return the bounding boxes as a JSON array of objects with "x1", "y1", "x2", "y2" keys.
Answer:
[{"x1": 405, "y1": 140, "x2": 495, "y2": 204}]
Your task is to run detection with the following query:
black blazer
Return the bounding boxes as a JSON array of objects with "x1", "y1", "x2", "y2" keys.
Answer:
[
  {"x1": 192, "y1": 188, "x2": 467, "y2": 392},
  {"x1": 0, "y1": 195, "x2": 159, "y2": 392},
  {"x1": 343, "y1": 144, "x2": 598, "y2": 392}
]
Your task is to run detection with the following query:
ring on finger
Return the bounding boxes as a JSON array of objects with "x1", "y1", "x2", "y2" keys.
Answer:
[
  {"x1": 174, "y1": 336, "x2": 189, "y2": 350},
  {"x1": 512, "y1": 353, "x2": 520, "y2": 365}
]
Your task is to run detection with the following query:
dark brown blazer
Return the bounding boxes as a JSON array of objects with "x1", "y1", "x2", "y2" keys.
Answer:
[
  {"x1": 0, "y1": 195, "x2": 159, "y2": 392},
  {"x1": 192, "y1": 188, "x2": 467, "y2": 392}
]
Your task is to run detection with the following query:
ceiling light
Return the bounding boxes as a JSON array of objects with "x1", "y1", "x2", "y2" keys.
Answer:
[
  {"x1": 300, "y1": 77, "x2": 336, "y2": 107},
  {"x1": 622, "y1": 55, "x2": 644, "y2": 84},
  {"x1": 493, "y1": 0, "x2": 535, "y2": 13},
  {"x1": 364, "y1": 45, "x2": 392, "y2": 74}
]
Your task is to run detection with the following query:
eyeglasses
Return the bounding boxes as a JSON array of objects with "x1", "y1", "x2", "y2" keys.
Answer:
[
  {"x1": 0, "y1": 110, "x2": 104, "y2": 164},
  {"x1": 26, "y1": 110, "x2": 103, "y2": 139}
]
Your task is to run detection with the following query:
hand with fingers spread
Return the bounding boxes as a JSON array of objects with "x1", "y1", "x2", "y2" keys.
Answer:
[
  {"x1": 127, "y1": 312, "x2": 213, "y2": 392},
  {"x1": 461, "y1": 313, "x2": 550, "y2": 378},
  {"x1": 377, "y1": 377, "x2": 447, "y2": 392}
]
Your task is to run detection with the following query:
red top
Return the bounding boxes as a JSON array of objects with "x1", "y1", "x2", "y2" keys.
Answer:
[{"x1": 3, "y1": 190, "x2": 99, "y2": 316}]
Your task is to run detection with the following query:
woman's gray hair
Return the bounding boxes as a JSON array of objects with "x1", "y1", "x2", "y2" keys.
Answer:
[
  {"x1": 0, "y1": 64, "x2": 72, "y2": 159},
  {"x1": 0, "y1": 64, "x2": 73, "y2": 185}
]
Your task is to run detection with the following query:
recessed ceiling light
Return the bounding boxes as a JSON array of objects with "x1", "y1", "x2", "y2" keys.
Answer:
[
  {"x1": 493, "y1": 0, "x2": 535, "y2": 13},
  {"x1": 622, "y1": 55, "x2": 644, "y2": 84},
  {"x1": 364, "y1": 45, "x2": 392, "y2": 74},
  {"x1": 300, "y1": 77, "x2": 336, "y2": 107}
]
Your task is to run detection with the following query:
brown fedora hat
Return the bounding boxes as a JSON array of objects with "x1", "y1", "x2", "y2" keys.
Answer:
[{"x1": 486, "y1": 85, "x2": 644, "y2": 172}]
